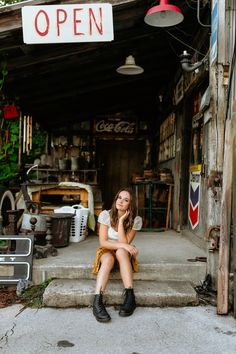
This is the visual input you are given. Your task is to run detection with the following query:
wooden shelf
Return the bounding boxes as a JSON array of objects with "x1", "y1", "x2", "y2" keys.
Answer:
[
  {"x1": 133, "y1": 181, "x2": 174, "y2": 231},
  {"x1": 31, "y1": 186, "x2": 89, "y2": 208},
  {"x1": 29, "y1": 167, "x2": 98, "y2": 185}
]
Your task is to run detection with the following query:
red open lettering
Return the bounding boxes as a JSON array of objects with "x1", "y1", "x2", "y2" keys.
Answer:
[
  {"x1": 89, "y1": 8, "x2": 103, "y2": 35},
  {"x1": 73, "y1": 8, "x2": 84, "y2": 36},
  {"x1": 56, "y1": 9, "x2": 67, "y2": 37},
  {"x1": 34, "y1": 10, "x2": 49, "y2": 37}
]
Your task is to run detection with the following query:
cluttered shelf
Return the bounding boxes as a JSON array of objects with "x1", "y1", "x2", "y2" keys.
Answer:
[
  {"x1": 26, "y1": 166, "x2": 99, "y2": 185},
  {"x1": 132, "y1": 180, "x2": 174, "y2": 231}
]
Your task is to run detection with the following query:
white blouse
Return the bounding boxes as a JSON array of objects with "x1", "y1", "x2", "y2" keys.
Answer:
[{"x1": 98, "y1": 210, "x2": 142, "y2": 241}]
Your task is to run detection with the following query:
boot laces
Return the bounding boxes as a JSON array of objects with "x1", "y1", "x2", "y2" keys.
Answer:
[
  {"x1": 95, "y1": 293, "x2": 109, "y2": 315},
  {"x1": 122, "y1": 288, "x2": 135, "y2": 308}
]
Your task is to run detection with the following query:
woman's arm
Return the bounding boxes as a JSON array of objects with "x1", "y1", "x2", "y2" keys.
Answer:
[
  {"x1": 99, "y1": 224, "x2": 138, "y2": 256},
  {"x1": 117, "y1": 210, "x2": 137, "y2": 244}
]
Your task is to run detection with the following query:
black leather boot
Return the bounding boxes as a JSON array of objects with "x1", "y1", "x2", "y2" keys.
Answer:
[
  {"x1": 93, "y1": 293, "x2": 111, "y2": 322},
  {"x1": 119, "y1": 288, "x2": 136, "y2": 317}
]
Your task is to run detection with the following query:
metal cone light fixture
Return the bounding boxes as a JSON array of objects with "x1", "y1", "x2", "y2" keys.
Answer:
[
  {"x1": 116, "y1": 55, "x2": 144, "y2": 75},
  {"x1": 144, "y1": 0, "x2": 184, "y2": 27}
]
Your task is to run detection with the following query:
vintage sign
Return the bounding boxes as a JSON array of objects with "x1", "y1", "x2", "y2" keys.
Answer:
[
  {"x1": 0, "y1": 235, "x2": 34, "y2": 284},
  {"x1": 22, "y1": 4, "x2": 114, "y2": 44},
  {"x1": 188, "y1": 165, "x2": 201, "y2": 229},
  {"x1": 95, "y1": 118, "x2": 137, "y2": 136}
]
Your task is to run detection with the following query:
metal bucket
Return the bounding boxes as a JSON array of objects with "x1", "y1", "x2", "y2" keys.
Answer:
[{"x1": 50, "y1": 213, "x2": 73, "y2": 247}]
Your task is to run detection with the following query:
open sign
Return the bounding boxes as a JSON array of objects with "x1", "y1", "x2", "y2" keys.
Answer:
[{"x1": 22, "y1": 4, "x2": 114, "y2": 44}]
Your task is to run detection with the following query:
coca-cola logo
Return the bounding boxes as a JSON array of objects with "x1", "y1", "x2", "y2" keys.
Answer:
[{"x1": 95, "y1": 120, "x2": 136, "y2": 134}]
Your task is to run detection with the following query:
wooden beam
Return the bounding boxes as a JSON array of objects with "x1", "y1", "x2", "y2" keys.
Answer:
[
  {"x1": 217, "y1": 102, "x2": 236, "y2": 314},
  {"x1": 232, "y1": 102, "x2": 236, "y2": 318},
  {"x1": 0, "y1": 0, "x2": 143, "y2": 32}
]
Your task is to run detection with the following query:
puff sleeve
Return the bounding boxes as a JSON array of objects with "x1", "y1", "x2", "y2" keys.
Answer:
[
  {"x1": 98, "y1": 210, "x2": 111, "y2": 226},
  {"x1": 132, "y1": 216, "x2": 142, "y2": 230}
]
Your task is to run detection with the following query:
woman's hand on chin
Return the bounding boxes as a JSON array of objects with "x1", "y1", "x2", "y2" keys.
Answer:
[{"x1": 119, "y1": 210, "x2": 130, "y2": 223}]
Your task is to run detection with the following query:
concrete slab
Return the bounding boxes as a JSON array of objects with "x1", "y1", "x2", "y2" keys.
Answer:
[
  {"x1": 43, "y1": 278, "x2": 198, "y2": 308},
  {"x1": 33, "y1": 231, "x2": 207, "y2": 285},
  {"x1": 1, "y1": 305, "x2": 236, "y2": 354}
]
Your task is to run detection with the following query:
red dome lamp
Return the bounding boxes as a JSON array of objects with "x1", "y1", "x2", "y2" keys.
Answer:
[{"x1": 144, "y1": 0, "x2": 184, "y2": 27}]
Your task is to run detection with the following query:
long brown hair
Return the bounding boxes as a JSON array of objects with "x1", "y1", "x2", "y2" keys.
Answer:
[{"x1": 109, "y1": 187, "x2": 137, "y2": 232}]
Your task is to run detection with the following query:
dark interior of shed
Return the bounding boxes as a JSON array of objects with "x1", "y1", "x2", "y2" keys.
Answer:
[
  {"x1": 1, "y1": 0, "x2": 210, "y2": 127},
  {"x1": 0, "y1": 0, "x2": 211, "y2": 221}
]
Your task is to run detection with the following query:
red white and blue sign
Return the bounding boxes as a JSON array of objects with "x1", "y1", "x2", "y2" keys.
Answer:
[{"x1": 188, "y1": 167, "x2": 201, "y2": 229}]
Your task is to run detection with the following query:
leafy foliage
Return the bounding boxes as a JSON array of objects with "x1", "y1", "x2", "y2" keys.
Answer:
[
  {"x1": 0, "y1": 0, "x2": 26, "y2": 6},
  {"x1": 0, "y1": 120, "x2": 19, "y2": 181},
  {"x1": 18, "y1": 278, "x2": 52, "y2": 309}
]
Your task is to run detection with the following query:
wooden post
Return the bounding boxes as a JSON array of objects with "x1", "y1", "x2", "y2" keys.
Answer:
[
  {"x1": 217, "y1": 102, "x2": 236, "y2": 314},
  {"x1": 232, "y1": 106, "x2": 236, "y2": 318},
  {"x1": 165, "y1": 184, "x2": 173, "y2": 230}
]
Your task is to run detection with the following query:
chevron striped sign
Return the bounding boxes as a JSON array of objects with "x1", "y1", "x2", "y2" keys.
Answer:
[{"x1": 188, "y1": 168, "x2": 201, "y2": 229}]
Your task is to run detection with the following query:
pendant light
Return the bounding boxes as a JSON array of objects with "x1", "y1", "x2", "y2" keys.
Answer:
[
  {"x1": 116, "y1": 55, "x2": 144, "y2": 75},
  {"x1": 144, "y1": 0, "x2": 184, "y2": 27}
]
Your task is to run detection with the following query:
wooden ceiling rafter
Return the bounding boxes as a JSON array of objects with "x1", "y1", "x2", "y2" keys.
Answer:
[{"x1": 0, "y1": 0, "x2": 204, "y2": 125}]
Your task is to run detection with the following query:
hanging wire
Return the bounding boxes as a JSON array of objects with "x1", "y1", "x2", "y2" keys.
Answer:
[
  {"x1": 164, "y1": 32, "x2": 182, "y2": 58},
  {"x1": 197, "y1": 0, "x2": 211, "y2": 27},
  {"x1": 185, "y1": 0, "x2": 205, "y2": 11},
  {"x1": 185, "y1": 0, "x2": 198, "y2": 10},
  {"x1": 164, "y1": 29, "x2": 207, "y2": 57},
  {"x1": 174, "y1": 26, "x2": 193, "y2": 37}
]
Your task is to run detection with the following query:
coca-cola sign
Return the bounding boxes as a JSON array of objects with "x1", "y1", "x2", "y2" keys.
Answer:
[{"x1": 95, "y1": 119, "x2": 136, "y2": 135}]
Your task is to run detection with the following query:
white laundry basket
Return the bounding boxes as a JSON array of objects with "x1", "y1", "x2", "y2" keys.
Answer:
[{"x1": 54, "y1": 204, "x2": 89, "y2": 243}]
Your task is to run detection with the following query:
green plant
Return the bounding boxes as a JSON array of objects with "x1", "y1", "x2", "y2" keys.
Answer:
[
  {"x1": 0, "y1": 120, "x2": 19, "y2": 181},
  {"x1": 32, "y1": 124, "x2": 47, "y2": 157},
  {"x1": 23, "y1": 123, "x2": 47, "y2": 163},
  {"x1": 0, "y1": 0, "x2": 25, "y2": 7},
  {"x1": 18, "y1": 278, "x2": 52, "y2": 309}
]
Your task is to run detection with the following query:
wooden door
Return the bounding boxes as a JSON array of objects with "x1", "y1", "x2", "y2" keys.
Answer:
[{"x1": 97, "y1": 140, "x2": 145, "y2": 209}]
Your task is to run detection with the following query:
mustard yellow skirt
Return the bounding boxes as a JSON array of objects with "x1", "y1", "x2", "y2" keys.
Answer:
[{"x1": 92, "y1": 247, "x2": 139, "y2": 274}]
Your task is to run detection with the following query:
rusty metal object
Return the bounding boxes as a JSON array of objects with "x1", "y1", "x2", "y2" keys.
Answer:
[{"x1": 207, "y1": 225, "x2": 220, "y2": 252}]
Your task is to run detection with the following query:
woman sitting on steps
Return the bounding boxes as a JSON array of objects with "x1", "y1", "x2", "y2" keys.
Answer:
[{"x1": 92, "y1": 187, "x2": 142, "y2": 322}]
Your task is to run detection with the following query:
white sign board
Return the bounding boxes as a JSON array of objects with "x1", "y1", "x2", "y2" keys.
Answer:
[{"x1": 22, "y1": 4, "x2": 114, "y2": 44}]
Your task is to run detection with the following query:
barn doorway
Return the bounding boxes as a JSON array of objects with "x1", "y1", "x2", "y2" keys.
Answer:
[{"x1": 97, "y1": 140, "x2": 145, "y2": 209}]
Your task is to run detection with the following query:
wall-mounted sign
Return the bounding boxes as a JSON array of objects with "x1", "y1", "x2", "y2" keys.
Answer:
[
  {"x1": 210, "y1": 0, "x2": 218, "y2": 65},
  {"x1": 22, "y1": 4, "x2": 114, "y2": 44},
  {"x1": 188, "y1": 165, "x2": 201, "y2": 229},
  {"x1": 95, "y1": 118, "x2": 137, "y2": 136},
  {"x1": 0, "y1": 235, "x2": 34, "y2": 284}
]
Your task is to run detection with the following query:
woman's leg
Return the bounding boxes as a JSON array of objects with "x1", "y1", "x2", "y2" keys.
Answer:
[
  {"x1": 93, "y1": 252, "x2": 115, "y2": 322},
  {"x1": 116, "y1": 248, "x2": 136, "y2": 317},
  {"x1": 95, "y1": 252, "x2": 115, "y2": 293},
  {"x1": 115, "y1": 248, "x2": 133, "y2": 288}
]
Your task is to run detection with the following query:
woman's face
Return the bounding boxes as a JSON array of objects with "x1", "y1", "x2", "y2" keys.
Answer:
[{"x1": 115, "y1": 191, "x2": 131, "y2": 212}]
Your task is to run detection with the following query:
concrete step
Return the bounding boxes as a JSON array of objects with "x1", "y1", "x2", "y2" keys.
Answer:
[
  {"x1": 33, "y1": 262, "x2": 206, "y2": 285},
  {"x1": 43, "y1": 279, "x2": 199, "y2": 308}
]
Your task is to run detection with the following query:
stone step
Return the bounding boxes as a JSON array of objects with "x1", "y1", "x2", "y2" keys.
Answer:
[
  {"x1": 33, "y1": 262, "x2": 206, "y2": 285},
  {"x1": 43, "y1": 279, "x2": 199, "y2": 308}
]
